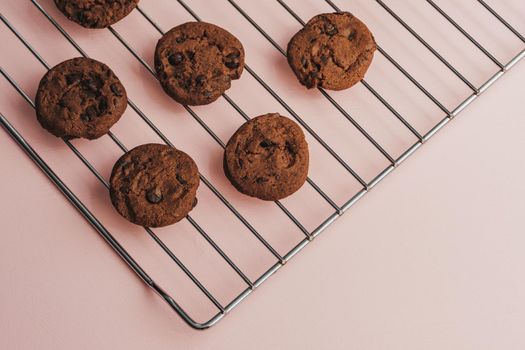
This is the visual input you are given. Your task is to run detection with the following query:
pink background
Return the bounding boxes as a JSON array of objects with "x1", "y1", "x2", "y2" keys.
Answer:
[{"x1": 1, "y1": 0, "x2": 524, "y2": 349}]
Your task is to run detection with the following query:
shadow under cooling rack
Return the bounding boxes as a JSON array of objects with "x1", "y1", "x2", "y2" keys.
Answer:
[{"x1": 0, "y1": 0, "x2": 524, "y2": 329}]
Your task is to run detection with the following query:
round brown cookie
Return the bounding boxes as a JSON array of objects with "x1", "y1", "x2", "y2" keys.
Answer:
[
  {"x1": 154, "y1": 21, "x2": 245, "y2": 106},
  {"x1": 287, "y1": 12, "x2": 376, "y2": 90},
  {"x1": 224, "y1": 113, "x2": 309, "y2": 201},
  {"x1": 35, "y1": 57, "x2": 127, "y2": 140},
  {"x1": 109, "y1": 144, "x2": 200, "y2": 228},
  {"x1": 54, "y1": 0, "x2": 139, "y2": 29}
]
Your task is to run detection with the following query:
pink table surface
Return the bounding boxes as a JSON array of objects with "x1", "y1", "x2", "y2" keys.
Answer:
[{"x1": 1, "y1": 0, "x2": 524, "y2": 349}]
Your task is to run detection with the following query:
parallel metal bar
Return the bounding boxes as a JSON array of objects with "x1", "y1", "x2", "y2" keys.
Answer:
[
  {"x1": 314, "y1": 88, "x2": 398, "y2": 164},
  {"x1": 280, "y1": 0, "x2": 424, "y2": 153},
  {"x1": 2, "y1": 0, "x2": 523, "y2": 331},
  {"x1": 360, "y1": 80, "x2": 423, "y2": 141},
  {"x1": 477, "y1": 0, "x2": 525, "y2": 44},
  {"x1": 375, "y1": 0, "x2": 479, "y2": 92},
  {"x1": 0, "y1": 111, "x2": 154, "y2": 286},
  {"x1": 304, "y1": 177, "x2": 341, "y2": 214},
  {"x1": 174, "y1": 0, "x2": 203, "y2": 21},
  {"x1": 200, "y1": 206, "x2": 353, "y2": 326},
  {"x1": 225, "y1": 0, "x2": 287, "y2": 56},
  {"x1": 1, "y1": 8, "x2": 256, "y2": 307},
  {"x1": 5, "y1": 6, "x2": 336, "y2": 320},
  {"x1": 274, "y1": 0, "x2": 422, "y2": 149},
  {"x1": 186, "y1": 216, "x2": 254, "y2": 288},
  {"x1": 106, "y1": 21, "x2": 338, "y2": 227},
  {"x1": 425, "y1": 0, "x2": 504, "y2": 68},
  {"x1": 0, "y1": 66, "x2": 226, "y2": 313},
  {"x1": 138, "y1": 2, "x2": 369, "y2": 189},
  {"x1": 0, "y1": 67, "x2": 211, "y2": 327},
  {"x1": 144, "y1": 226, "x2": 226, "y2": 312},
  {"x1": 324, "y1": 0, "x2": 451, "y2": 116},
  {"x1": 0, "y1": 115, "x2": 218, "y2": 330},
  {"x1": 227, "y1": 0, "x2": 398, "y2": 166},
  {"x1": 29, "y1": 0, "x2": 285, "y2": 263},
  {"x1": 110, "y1": 10, "x2": 340, "y2": 215},
  {"x1": 276, "y1": 0, "x2": 306, "y2": 25},
  {"x1": 245, "y1": 62, "x2": 377, "y2": 183},
  {"x1": 107, "y1": 131, "x2": 128, "y2": 152},
  {"x1": 375, "y1": 45, "x2": 451, "y2": 115},
  {"x1": 273, "y1": 0, "x2": 423, "y2": 143}
]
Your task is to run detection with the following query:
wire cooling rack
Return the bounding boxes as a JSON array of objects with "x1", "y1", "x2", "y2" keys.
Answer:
[{"x1": 1, "y1": 0, "x2": 524, "y2": 329}]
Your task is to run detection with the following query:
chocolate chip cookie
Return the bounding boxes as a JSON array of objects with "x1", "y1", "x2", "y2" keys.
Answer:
[
  {"x1": 54, "y1": 0, "x2": 139, "y2": 29},
  {"x1": 154, "y1": 21, "x2": 245, "y2": 106},
  {"x1": 35, "y1": 57, "x2": 127, "y2": 140},
  {"x1": 224, "y1": 113, "x2": 309, "y2": 201},
  {"x1": 287, "y1": 12, "x2": 376, "y2": 90},
  {"x1": 109, "y1": 144, "x2": 200, "y2": 227}
]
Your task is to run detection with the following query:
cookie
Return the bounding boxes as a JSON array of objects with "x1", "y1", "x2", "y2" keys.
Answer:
[
  {"x1": 109, "y1": 144, "x2": 200, "y2": 228},
  {"x1": 54, "y1": 0, "x2": 139, "y2": 29},
  {"x1": 154, "y1": 21, "x2": 245, "y2": 106},
  {"x1": 224, "y1": 113, "x2": 309, "y2": 201},
  {"x1": 287, "y1": 12, "x2": 376, "y2": 90},
  {"x1": 35, "y1": 57, "x2": 127, "y2": 140}
]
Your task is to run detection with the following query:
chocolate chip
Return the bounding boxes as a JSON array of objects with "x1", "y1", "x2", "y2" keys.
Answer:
[
  {"x1": 325, "y1": 22, "x2": 338, "y2": 36},
  {"x1": 84, "y1": 90, "x2": 97, "y2": 99},
  {"x1": 186, "y1": 51, "x2": 195, "y2": 60},
  {"x1": 146, "y1": 189, "x2": 163, "y2": 204},
  {"x1": 320, "y1": 55, "x2": 328, "y2": 64},
  {"x1": 305, "y1": 72, "x2": 319, "y2": 87},
  {"x1": 82, "y1": 77, "x2": 102, "y2": 97},
  {"x1": 176, "y1": 174, "x2": 187, "y2": 185},
  {"x1": 176, "y1": 36, "x2": 185, "y2": 43},
  {"x1": 110, "y1": 83, "x2": 123, "y2": 96},
  {"x1": 226, "y1": 52, "x2": 240, "y2": 60},
  {"x1": 301, "y1": 57, "x2": 308, "y2": 69},
  {"x1": 98, "y1": 97, "x2": 108, "y2": 115},
  {"x1": 224, "y1": 51, "x2": 240, "y2": 69},
  {"x1": 256, "y1": 177, "x2": 268, "y2": 184},
  {"x1": 81, "y1": 105, "x2": 97, "y2": 122},
  {"x1": 182, "y1": 78, "x2": 192, "y2": 89},
  {"x1": 192, "y1": 198, "x2": 198, "y2": 208},
  {"x1": 195, "y1": 75, "x2": 206, "y2": 86},
  {"x1": 348, "y1": 30, "x2": 357, "y2": 41},
  {"x1": 225, "y1": 60, "x2": 240, "y2": 69},
  {"x1": 65, "y1": 72, "x2": 82, "y2": 85},
  {"x1": 58, "y1": 98, "x2": 69, "y2": 108},
  {"x1": 77, "y1": 12, "x2": 86, "y2": 23},
  {"x1": 285, "y1": 141, "x2": 295, "y2": 154},
  {"x1": 203, "y1": 90, "x2": 213, "y2": 98},
  {"x1": 260, "y1": 140, "x2": 275, "y2": 148},
  {"x1": 87, "y1": 76, "x2": 103, "y2": 91},
  {"x1": 168, "y1": 52, "x2": 184, "y2": 65}
]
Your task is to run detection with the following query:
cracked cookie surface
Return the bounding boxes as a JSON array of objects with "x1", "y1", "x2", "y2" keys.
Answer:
[
  {"x1": 35, "y1": 57, "x2": 127, "y2": 140},
  {"x1": 54, "y1": 0, "x2": 139, "y2": 29},
  {"x1": 109, "y1": 144, "x2": 199, "y2": 227},
  {"x1": 224, "y1": 113, "x2": 309, "y2": 201},
  {"x1": 154, "y1": 21, "x2": 245, "y2": 106},
  {"x1": 287, "y1": 12, "x2": 376, "y2": 90}
]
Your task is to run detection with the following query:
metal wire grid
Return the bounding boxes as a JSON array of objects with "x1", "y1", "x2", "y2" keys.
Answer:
[{"x1": 0, "y1": 0, "x2": 524, "y2": 329}]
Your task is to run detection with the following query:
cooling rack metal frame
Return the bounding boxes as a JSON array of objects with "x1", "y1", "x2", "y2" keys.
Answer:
[{"x1": 1, "y1": 0, "x2": 524, "y2": 329}]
